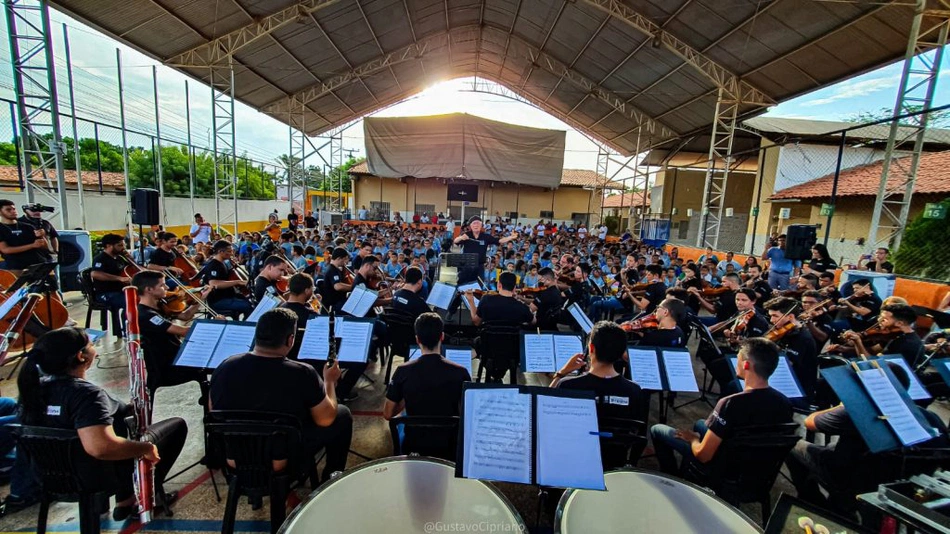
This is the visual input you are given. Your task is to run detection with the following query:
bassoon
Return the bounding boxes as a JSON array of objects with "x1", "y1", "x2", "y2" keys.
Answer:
[{"x1": 124, "y1": 286, "x2": 155, "y2": 523}]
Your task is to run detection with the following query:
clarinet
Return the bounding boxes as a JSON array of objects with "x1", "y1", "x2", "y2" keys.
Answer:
[
  {"x1": 328, "y1": 306, "x2": 337, "y2": 365},
  {"x1": 124, "y1": 286, "x2": 155, "y2": 523}
]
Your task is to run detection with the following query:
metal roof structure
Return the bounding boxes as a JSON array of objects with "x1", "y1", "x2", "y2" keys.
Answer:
[{"x1": 47, "y1": 0, "x2": 939, "y2": 157}]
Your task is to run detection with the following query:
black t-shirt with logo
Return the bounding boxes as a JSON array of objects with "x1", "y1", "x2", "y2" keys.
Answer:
[
  {"x1": 715, "y1": 290, "x2": 738, "y2": 322},
  {"x1": 321, "y1": 264, "x2": 346, "y2": 306},
  {"x1": 210, "y1": 352, "x2": 325, "y2": 428},
  {"x1": 777, "y1": 327, "x2": 818, "y2": 399},
  {"x1": 460, "y1": 231, "x2": 500, "y2": 267},
  {"x1": 807, "y1": 258, "x2": 838, "y2": 273},
  {"x1": 636, "y1": 326, "x2": 685, "y2": 348},
  {"x1": 385, "y1": 354, "x2": 470, "y2": 416},
  {"x1": 0, "y1": 221, "x2": 44, "y2": 269},
  {"x1": 476, "y1": 294, "x2": 532, "y2": 327},
  {"x1": 556, "y1": 373, "x2": 647, "y2": 422},
  {"x1": 200, "y1": 258, "x2": 236, "y2": 303},
  {"x1": 138, "y1": 303, "x2": 180, "y2": 373},
  {"x1": 642, "y1": 281, "x2": 666, "y2": 313},
  {"x1": 91, "y1": 251, "x2": 125, "y2": 293},
  {"x1": 30, "y1": 377, "x2": 127, "y2": 430},
  {"x1": 534, "y1": 285, "x2": 564, "y2": 330},
  {"x1": 849, "y1": 294, "x2": 882, "y2": 330},
  {"x1": 148, "y1": 247, "x2": 176, "y2": 268},
  {"x1": 706, "y1": 387, "x2": 793, "y2": 440},
  {"x1": 392, "y1": 288, "x2": 430, "y2": 318}
]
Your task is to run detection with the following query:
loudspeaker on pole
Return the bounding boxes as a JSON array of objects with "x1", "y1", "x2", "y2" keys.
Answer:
[{"x1": 131, "y1": 188, "x2": 160, "y2": 226}]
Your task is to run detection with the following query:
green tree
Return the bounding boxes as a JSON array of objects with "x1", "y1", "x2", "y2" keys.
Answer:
[
  {"x1": 847, "y1": 105, "x2": 950, "y2": 127},
  {"x1": 0, "y1": 141, "x2": 18, "y2": 166},
  {"x1": 892, "y1": 196, "x2": 950, "y2": 280}
]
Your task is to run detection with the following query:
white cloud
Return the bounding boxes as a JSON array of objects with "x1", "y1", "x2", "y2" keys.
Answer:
[{"x1": 801, "y1": 76, "x2": 898, "y2": 107}]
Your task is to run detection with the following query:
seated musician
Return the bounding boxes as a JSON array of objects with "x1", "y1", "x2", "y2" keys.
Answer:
[
  {"x1": 209, "y1": 309, "x2": 352, "y2": 481},
  {"x1": 530, "y1": 267, "x2": 564, "y2": 331},
  {"x1": 551, "y1": 321, "x2": 648, "y2": 468},
  {"x1": 837, "y1": 303, "x2": 924, "y2": 368},
  {"x1": 351, "y1": 254, "x2": 391, "y2": 306},
  {"x1": 631, "y1": 298, "x2": 687, "y2": 348},
  {"x1": 383, "y1": 313, "x2": 470, "y2": 460},
  {"x1": 91, "y1": 233, "x2": 133, "y2": 312},
  {"x1": 588, "y1": 255, "x2": 638, "y2": 321},
  {"x1": 688, "y1": 272, "x2": 742, "y2": 327},
  {"x1": 650, "y1": 338, "x2": 793, "y2": 476},
  {"x1": 627, "y1": 264, "x2": 666, "y2": 315},
  {"x1": 833, "y1": 279, "x2": 881, "y2": 333},
  {"x1": 252, "y1": 255, "x2": 288, "y2": 303},
  {"x1": 817, "y1": 271, "x2": 842, "y2": 302},
  {"x1": 391, "y1": 266, "x2": 429, "y2": 317},
  {"x1": 800, "y1": 290, "x2": 835, "y2": 346},
  {"x1": 0, "y1": 199, "x2": 48, "y2": 272},
  {"x1": 320, "y1": 247, "x2": 353, "y2": 313},
  {"x1": 200, "y1": 240, "x2": 252, "y2": 320},
  {"x1": 464, "y1": 271, "x2": 534, "y2": 328},
  {"x1": 145, "y1": 232, "x2": 186, "y2": 283},
  {"x1": 721, "y1": 289, "x2": 770, "y2": 341},
  {"x1": 764, "y1": 297, "x2": 818, "y2": 406},
  {"x1": 743, "y1": 264, "x2": 772, "y2": 304},
  {"x1": 280, "y1": 274, "x2": 364, "y2": 402},
  {"x1": 132, "y1": 271, "x2": 212, "y2": 401},
  {"x1": 786, "y1": 362, "x2": 947, "y2": 513},
  {"x1": 17, "y1": 328, "x2": 187, "y2": 520}
]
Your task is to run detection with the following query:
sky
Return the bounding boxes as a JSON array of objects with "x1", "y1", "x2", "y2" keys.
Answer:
[{"x1": 0, "y1": 7, "x2": 947, "y2": 178}]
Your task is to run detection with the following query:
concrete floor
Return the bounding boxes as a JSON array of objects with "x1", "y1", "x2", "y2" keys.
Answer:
[{"x1": 0, "y1": 294, "x2": 944, "y2": 533}]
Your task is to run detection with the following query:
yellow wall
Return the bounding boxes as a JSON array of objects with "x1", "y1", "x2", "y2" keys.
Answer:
[
  {"x1": 768, "y1": 195, "x2": 942, "y2": 242},
  {"x1": 748, "y1": 139, "x2": 781, "y2": 240},
  {"x1": 657, "y1": 167, "x2": 757, "y2": 224}
]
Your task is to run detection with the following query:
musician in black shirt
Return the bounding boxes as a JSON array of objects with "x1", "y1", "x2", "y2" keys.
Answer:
[
  {"x1": 452, "y1": 215, "x2": 518, "y2": 284},
  {"x1": 91, "y1": 233, "x2": 132, "y2": 312},
  {"x1": 628, "y1": 264, "x2": 666, "y2": 314},
  {"x1": 840, "y1": 304, "x2": 924, "y2": 367},
  {"x1": 391, "y1": 266, "x2": 432, "y2": 318},
  {"x1": 633, "y1": 298, "x2": 687, "y2": 348},
  {"x1": 146, "y1": 232, "x2": 185, "y2": 281},
  {"x1": 252, "y1": 255, "x2": 288, "y2": 303},
  {"x1": 351, "y1": 254, "x2": 391, "y2": 307},
  {"x1": 817, "y1": 272, "x2": 842, "y2": 303},
  {"x1": 800, "y1": 290, "x2": 835, "y2": 346},
  {"x1": 465, "y1": 271, "x2": 534, "y2": 328},
  {"x1": 200, "y1": 240, "x2": 252, "y2": 320},
  {"x1": 743, "y1": 264, "x2": 772, "y2": 304},
  {"x1": 383, "y1": 313, "x2": 469, "y2": 459},
  {"x1": 132, "y1": 271, "x2": 211, "y2": 401},
  {"x1": 210, "y1": 309, "x2": 352, "y2": 481},
  {"x1": 835, "y1": 279, "x2": 880, "y2": 332},
  {"x1": 531, "y1": 268, "x2": 564, "y2": 331},
  {"x1": 650, "y1": 338, "x2": 793, "y2": 475},
  {"x1": 280, "y1": 274, "x2": 364, "y2": 401},
  {"x1": 722, "y1": 288, "x2": 770, "y2": 342},
  {"x1": 18, "y1": 203, "x2": 58, "y2": 264},
  {"x1": 0, "y1": 199, "x2": 48, "y2": 270},
  {"x1": 321, "y1": 247, "x2": 353, "y2": 312},
  {"x1": 765, "y1": 296, "x2": 818, "y2": 405},
  {"x1": 689, "y1": 272, "x2": 741, "y2": 324},
  {"x1": 350, "y1": 242, "x2": 374, "y2": 271}
]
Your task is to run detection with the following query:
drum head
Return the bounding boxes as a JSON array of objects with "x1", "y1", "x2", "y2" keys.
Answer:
[
  {"x1": 280, "y1": 456, "x2": 524, "y2": 534},
  {"x1": 555, "y1": 469, "x2": 761, "y2": 534}
]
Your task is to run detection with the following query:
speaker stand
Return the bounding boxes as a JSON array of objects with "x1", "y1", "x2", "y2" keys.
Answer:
[{"x1": 138, "y1": 224, "x2": 145, "y2": 267}]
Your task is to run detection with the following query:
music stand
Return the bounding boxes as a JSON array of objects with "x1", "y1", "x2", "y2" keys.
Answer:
[{"x1": 670, "y1": 321, "x2": 718, "y2": 413}]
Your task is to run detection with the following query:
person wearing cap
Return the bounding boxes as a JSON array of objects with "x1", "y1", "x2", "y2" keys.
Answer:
[
  {"x1": 452, "y1": 215, "x2": 519, "y2": 284},
  {"x1": 190, "y1": 213, "x2": 212, "y2": 244}
]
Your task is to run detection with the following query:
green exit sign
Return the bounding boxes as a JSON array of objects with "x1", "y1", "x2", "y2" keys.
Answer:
[{"x1": 924, "y1": 203, "x2": 947, "y2": 219}]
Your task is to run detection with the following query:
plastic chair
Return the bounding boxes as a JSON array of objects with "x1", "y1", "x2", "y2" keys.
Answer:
[
  {"x1": 381, "y1": 310, "x2": 416, "y2": 383},
  {"x1": 475, "y1": 324, "x2": 522, "y2": 384},
  {"x1": 683, "y1": 422, "x2": 800, "y2": 525},
  {"x1": 78, "y1": 268, "x2": 123, "y2": 337},
  {"x1": 205, "y1": 411, "x2": 318, "y2": 534},
  {"x1": 388, "y1": 415, "x2": 460, "y2": 462},
  {"x1": 598, "y1": 417, "x2": 648, "y2": 470},
  {"x1": 13, "y1": 425, "x2": 120, "y2": 534}
]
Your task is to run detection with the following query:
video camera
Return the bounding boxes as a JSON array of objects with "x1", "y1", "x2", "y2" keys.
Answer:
[{"x1": 22, "y1": 203, "x2": 54, "y2": 213}]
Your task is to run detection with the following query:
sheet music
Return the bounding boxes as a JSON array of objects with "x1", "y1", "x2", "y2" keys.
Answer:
[
  {"x1": 208, "y1": 323, "x2": 256, "y2": 368},
  {"x1": 730, "y1": 357, "x2": 745, "y2": 390},
  {"x1": 0, "y1": 287, "x2": 28, "y2": 320},
  {"x1": 523, "y1": 334, "x2": 555, "y2": 372},
  {"x1": 553, "y1": 335, "x2": 583, "y2": 372},
  {"x1": 628, "y1": 348, "x2": 663, "y2": 390},
  {"x1": 408, "y1": 345, "x2": 422, "y2": 360},
  {"x1": 457, "y1": 281, "x2": 482, "y2": 294},
  {"x1": 770, "y1": 356, "x2": 804, "y2": 398},
  {"x1": 568, "y1": 303, "x2": 594, "y2": 334},
  {"x1": 461, "y1": 294, "x2": 480, "y2": 311},
  {"x1": 463, "y1": 388, "x2": 532, "y2": 485},
  {"x1": 246, "y1": 293, "x2": 280, "y2": 323},
  {"x1": 337, "y1": 319, "x2": 373, "y2": 363},
  {"x1": 445, "y1": 348, "x2": 474, "y2": 377},
  {"x1": 426, "y1": 282, "x2": 456, "y2": 310},
  {"x1": 881, "y1": 356, "x2": 931, "y2": 401},
  {"x1": 298, "y1": 316, "x2": 330, "y2": 361},
  {"x1": 174, "y1": 322, "x2": 226, "y2": 368},
  {"x1": 341, "y1": 286, "x2": 378, "y2": 318},
  {"x1": 661, "y1": 350, "x2": 699, "y2": 392},
  {"x1": 536, "y1": 395, "x2": 605, "y2": 490},
  {"x1": 857, "y1": 368, "x2": 934, "y2": 446}
]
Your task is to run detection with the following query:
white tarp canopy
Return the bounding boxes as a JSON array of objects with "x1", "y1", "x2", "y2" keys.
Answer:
[{"x1": 364, "y1": 114, "x2": 566, "y2": 188}]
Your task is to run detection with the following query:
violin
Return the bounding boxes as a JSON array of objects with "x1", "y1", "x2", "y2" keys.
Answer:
[
  {"x1": 701, "y1": 286, "x2": 732, "y2": 298},
  {"x1": 725, "y1": 309, "x2": 756, "y2": 337},
  {"x1": 621, "y1": 313, "x2": 658, "y2": 333},
  {"x1": 765, "y1": 322, "x2": 796, "y2": 342},
  {"x1": 160, "y1": 287, "x2": 194, "y2": 316},
  {"x1": 858, "y1": 324, "x2": 903, "y2": 344}
]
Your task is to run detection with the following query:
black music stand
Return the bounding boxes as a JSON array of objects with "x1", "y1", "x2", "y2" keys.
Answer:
[{"x1": 670, "y1": 322, "x2": 717, "y2": 413}]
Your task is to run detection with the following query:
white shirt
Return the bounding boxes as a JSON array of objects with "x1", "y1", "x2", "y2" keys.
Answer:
[
  {"x1": 536, "y1": 224, "x2": 546, "y2": 232},
  {"x1": 598, "y1": 225, "x2": 608, "y2": 240},
  {"x1": 190, "y1": 222, "x2": 211, "y2": 243},
  {"x1": 445, "y1": 220, "x2": 455, "y2": 232},
  {"x1": 578, "y1": 227, "x2": 588, "y2": 238}
]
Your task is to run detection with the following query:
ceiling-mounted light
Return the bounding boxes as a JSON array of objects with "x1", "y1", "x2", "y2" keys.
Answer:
[{"x1": 652, "y1": 32, "x2": 662, "y2": 48}]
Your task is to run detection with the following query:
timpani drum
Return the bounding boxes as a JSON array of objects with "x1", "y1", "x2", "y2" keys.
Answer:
[
  {"x1": 555, "y1": 469, "x2": 761, "y2": 533},
  {"x1": 279, "y1": 456, "x2": 525, "y2": 534}
]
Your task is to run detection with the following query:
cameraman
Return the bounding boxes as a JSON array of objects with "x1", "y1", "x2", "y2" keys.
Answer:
[
  {"x1": 18, "y1": 203, "x2": 58, "y2": 263},
  {"x1": 0, "y1": 200, "x2": 48, "y2": 272}
]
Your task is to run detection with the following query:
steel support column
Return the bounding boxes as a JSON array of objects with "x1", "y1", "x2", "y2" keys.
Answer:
[
  {"x1": 697, "y1": 86, "x2": 739, "y2": 249},
  {"x1": 6, "y1": 0, "x2": 68, "y2": 228},
  {"x1": 289, "y1": 106, "x2": 307, "y2": 215},
  {"x1": 866, "y1": 0, "x2": 949, "y2": 251},
  {"x1": 210, "y1": 64, "x2": 239, "y2": 237}
]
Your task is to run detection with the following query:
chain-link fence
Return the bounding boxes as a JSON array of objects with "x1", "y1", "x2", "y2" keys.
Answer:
[
  {"x1": 654, "y1": 106, "x2": 950, "y2": 282},
  {"x1": 0, "y1": 97, "x2": 287, "y2": 200}
]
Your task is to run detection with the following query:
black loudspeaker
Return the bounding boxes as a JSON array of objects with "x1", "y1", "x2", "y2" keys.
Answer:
[
  {"x1": 785, "y1": 224, "x2": 818, "y2": 261},
  {"x1": 131, "y1": 188, "x2": 160, "y2": 225},
  {"x1": 58, "y1": 230, "x2": 92, "y2": 293},
  {"x1": 447, "y1": 184, "x2": 478, "y2": 202}
]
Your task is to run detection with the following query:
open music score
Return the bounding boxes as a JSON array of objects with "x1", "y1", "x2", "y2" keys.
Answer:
[
  {"x1": 298, "y1": 316, "x2": 330, "y2": 361},
  {"x1": 857, "y1": 366, "x2": 934, "y2": 446},
  {"x1": 520, "y1": 333, "x2": 583, "y2": 373},
  {"x1": 426, "y1": 281, "x2": 456, "y2": 311},
  {"x1": 567, "y1": 303, "x2": 594, "y2": 335},
  {"x1": 458, "y1": 384, "x2": 605, "y2": 490},
  {"x1": 873, "y1": 355, "x2": 931, "y2": 401},
  {"x1": 728, "y1": 355, "x2": 804, "y2": 399},
  {"x1": 341, "y1": 285, "x2": 379, "y2": 318},
  {"x1": 627, "y1": 347, "x2": 699, "y2": 392},
  {"x1": 246, "y1": 293, "x2": 281, "y2": 323},
  {"x1": 336, "y1": 317, "x2": 374, "y2": 363},
  {"x1": 408, "y1": 344, "x2": 474, "y2": 377},
  {"x1": 173, "y1": 320, "x2": 257, "y2": 369},
  {"x1": 457, "y1": 281, "x2": 482, "y2": 311}
]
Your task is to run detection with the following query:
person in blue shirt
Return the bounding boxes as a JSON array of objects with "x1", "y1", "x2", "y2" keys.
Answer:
[
  {"x1": 697, "y1": 246, "x2": 719, "y2": 265},
  {"x1": 481, "y1": 260, "x2": 498, "y2": 290},
  {"x1": 761, "y1": 234, "x2": 801, "y2": 291}
]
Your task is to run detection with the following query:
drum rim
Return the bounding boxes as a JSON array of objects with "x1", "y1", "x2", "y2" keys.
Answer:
[
  {"x1": 553, "y1": 467, "x2": 762, "y2": 534},
  {"x1": 277, "y1": 455, "x2": 526, "y2": 533}
]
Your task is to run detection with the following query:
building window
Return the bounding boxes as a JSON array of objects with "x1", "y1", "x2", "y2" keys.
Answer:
[
  {"x1": 370, "y1": 201, "x2": 390, "y2": 221},
  {"x1": 414, "y1": 203, "x2": 435, "y2": 216},
  {"x1": 540, "y1": 210, "x2": 554, "y2": 219}
]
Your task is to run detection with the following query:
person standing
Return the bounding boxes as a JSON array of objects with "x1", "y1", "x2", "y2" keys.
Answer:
[
  {"x1": 452, "y1": 215, "x2": 518, "y2": 284},
  {"x1": 189, "y1": 213, "x2": 212, "y2": 245},
  {"x1": 762, "y1": 234, "x2": 800, "y2": 291},
  {"x1": 858, "y1": 247, "x2": 893, "y2": 273},
  {"x1": 304, "y1": 210, "x2": 318, "y2": 230},
  {"x1": 18, "y1": 203, "x2": 58, "y2": 264},
  {"x1": 0, "y1": 200, "x2": 47, "y2": 271}
]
